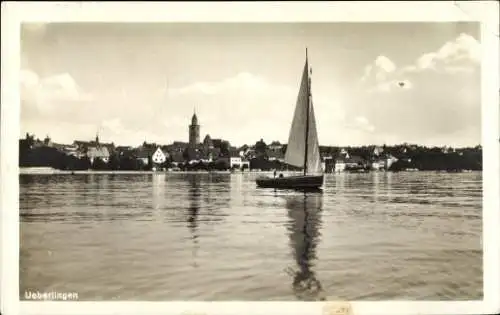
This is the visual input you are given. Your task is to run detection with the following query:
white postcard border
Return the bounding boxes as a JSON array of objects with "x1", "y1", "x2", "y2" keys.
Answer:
[{"x1": 1, "y1": 1, "x2": 499, "y2": 315}]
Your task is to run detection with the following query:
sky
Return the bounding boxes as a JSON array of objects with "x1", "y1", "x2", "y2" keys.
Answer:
[{"x1": 20, "y1": 22, "x2": 481, "y2": 147}]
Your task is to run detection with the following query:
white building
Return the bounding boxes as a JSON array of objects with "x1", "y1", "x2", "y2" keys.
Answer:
[
  {"x1": 219, "y1": 156, "x2": 250, "y2": 170},
  {"x1": 371, "y1": 161, "x2": 385, "y2": 171},
  {"x1": 334, "y1": 160, "x2": 346, "y2": 173},
  {"x1": 385, "y1": 155, "x2": 398, "y2": 169},
  {"x1": 373, "y1": 146, "x2": 384, "y2": 157},
  {"x1": 152, "y1": 147, "x2": 167, "y2": 165},
  {"x1": 87, "y1": 146, "x2": 110, "y2": 164},
  {"x1": 63, "y1": 145, "x2": 80, "y2": 157},
  {"x1": 339, "y1": 148, "x2": 350, "y2": 159},
  {"x1": 229, "y1": 156, "x2": 242, "y2": 168}
]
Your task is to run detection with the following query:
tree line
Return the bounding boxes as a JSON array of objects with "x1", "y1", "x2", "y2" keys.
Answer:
[{"x1": 19, "y1": 139, "x2": 482, "y2": 172}]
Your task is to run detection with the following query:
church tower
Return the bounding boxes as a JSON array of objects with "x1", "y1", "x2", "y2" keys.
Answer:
[{"x1": 189, "y1": 109, "x2": 200, "y2": 147}]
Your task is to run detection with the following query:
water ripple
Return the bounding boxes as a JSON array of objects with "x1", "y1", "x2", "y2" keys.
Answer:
[{"x1": 20, "y1": 171, "x2": 482, "y2": 300}]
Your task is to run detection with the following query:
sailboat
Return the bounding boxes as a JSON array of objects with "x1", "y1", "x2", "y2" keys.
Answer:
[{"x1": 256, "y1": 49, "x2": 324, "y2": 190}]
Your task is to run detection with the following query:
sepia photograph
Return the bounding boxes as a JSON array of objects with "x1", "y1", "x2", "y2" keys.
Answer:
[{"x1": 2, "y1": 2, "x2": 499, "y2": 315}]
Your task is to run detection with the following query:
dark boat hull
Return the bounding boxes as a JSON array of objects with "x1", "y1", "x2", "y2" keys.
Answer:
[{"x1": 256, "y1": 174, "x2": 324, "y2": 189}]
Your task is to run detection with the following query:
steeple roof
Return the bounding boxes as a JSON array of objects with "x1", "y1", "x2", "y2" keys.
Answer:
[{"x1": 191, "y1": 112, "x2": 198, "y2": 125}]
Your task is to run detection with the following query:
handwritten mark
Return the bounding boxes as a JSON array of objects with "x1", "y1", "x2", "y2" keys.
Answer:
[{"x1": 322, "y1": 300, "x2": 353, "y2": 315}]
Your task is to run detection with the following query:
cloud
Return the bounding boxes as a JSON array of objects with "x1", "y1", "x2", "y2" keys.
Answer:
[
  {"x1": 162, "y1": 72, "x2": 305, "y2": 144},
  {"x1": 361, "y1": 55, "x2": 397, "y2": 82},
  {"x1": 411, "y1": 33, "x2": 480, "y2": 73},
  {"x1": 100, "y1": 118, "x2": 161, "y2": 145},
  {"x1": 21, "y1": 116, "x2": 161, "y2": 147},
  {"x1": 353, "y1": 116, "x2": 376, "y2": 133},
  {"x1": 23, "y1": 72, "x2": 291, "y2": 146},
  {"x1": 353, "y1": 33, "x2": 481, "y2": 145},
  {"x1": 19, "y1": 69, "x2": 165, "y2": 146},
  {"x1": 340, "y1": 116, "x2": 376, "y2": 135},
  {"x1": 101, "y1": 118, "x2": 124, "y2": 136},
  {"x1": 161, "y1": 71, "x2": 349, "y2": 146},
  {"x1": 168, "y1": 72, "x2": 294, "y2": 97},
  {"x1": 361, "y1": 55, "x2": 412, "y2": 93},
  {"x1": 20, "y1": 69, "x2": 93, "y2": 119},
  {"x1": 362, "y1": 33, "x2": 480, "y2": 94}
]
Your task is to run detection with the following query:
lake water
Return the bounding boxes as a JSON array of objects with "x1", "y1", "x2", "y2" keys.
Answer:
[{"x1": 19, "y1": 171, "x2": 483, "y2": 301}]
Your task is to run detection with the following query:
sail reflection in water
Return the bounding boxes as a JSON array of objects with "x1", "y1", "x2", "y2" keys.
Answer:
[{"x1": 284, "y1": 191, "x2": 324, "y2": 301}]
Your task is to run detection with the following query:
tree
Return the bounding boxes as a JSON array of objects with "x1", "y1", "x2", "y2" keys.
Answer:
[
  {"x1": 136, "y1": 158, "x2": 145, "y2": 170},
  {"x1": 195, "y1": 161, "x2": 208, "y2": 171},
  {"x1": 119, "y1": 155, "x2": 137, "y2": 170},
  {"x1": 183, "y1": 148, "x2": 191, "y2": 161},
  {"x1": 160, "y1": 158, "x2": 172, "y2": 170},
  {"x1": 91, "y1": 157, "x2": 108, "y2": 170},
  {"x1": 108, "y1": 153, "x2": 120, "y2": 170},
  {"x1": 207, "y1": 161, "x2": 215, "y2": 171},
  {"x1": 214, "y1": 160, "x2": 228, "y2": 170},
  {"x1": 250, "y1": 156, "x2": 272, "y2": 171},
  {"x1": 19, "y1": 140, "x2": 32, "y2": 166},
  {"x1": 220, "y1": 141, "x2": 230, "y2": 157},
  {"x1": 79, "y1": 156, "x2": 91, "y2": 170},
  {"x1": 146, "y1": 155, "x2": 153, "y2": 171},
  {"x1": 231, "y1": 164, "x2": 240, "y2": 171},
  {"x1": 255, "y1": 138, "x2": 267, "y2": 155}
]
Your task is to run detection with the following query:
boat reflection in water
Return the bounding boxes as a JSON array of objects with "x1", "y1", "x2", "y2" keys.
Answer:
[{"x1": 284, "y1": 189, "x2": 325, "y2": 301}]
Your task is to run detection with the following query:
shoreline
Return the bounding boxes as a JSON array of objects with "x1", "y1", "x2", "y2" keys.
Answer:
[
  {"x1": 18, "y1": 167, "x2": 480, "y2": 175},
  {"x1": 18, "y1": 168, "x2": 235, "y2": 175},
  {"x1": 18, "y1": 167, "x2": 269, "y2": 175}
]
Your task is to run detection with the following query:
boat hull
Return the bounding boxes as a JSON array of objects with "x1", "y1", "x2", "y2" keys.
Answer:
[{"x1": 256, "y1": 174, "x2": 324, "y2": 189}]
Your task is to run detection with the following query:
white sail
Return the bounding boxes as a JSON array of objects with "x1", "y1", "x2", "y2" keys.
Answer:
[
  {"x1": 284, "y1": 61, "x2": 308, "y2": 169},
  {"x1": 284, "y1": 56, "x2": 322, "y2": 175},
  {"x1": 306, "y1": 98, "x2": 322, "y2": 174}
]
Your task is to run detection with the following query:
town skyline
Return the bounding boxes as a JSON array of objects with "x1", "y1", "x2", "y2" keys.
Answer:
[
  {"x1": 21, "y1": 125, "x2": 482, "y2": 151},
  {"x1": 21, "y1": 22, "x2": 481, "y2": 148}
]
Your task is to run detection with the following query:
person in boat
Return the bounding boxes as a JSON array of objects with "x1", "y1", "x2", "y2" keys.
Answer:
[{"x1": 273, "y1": 170, "x2": 277, "y2": 178}]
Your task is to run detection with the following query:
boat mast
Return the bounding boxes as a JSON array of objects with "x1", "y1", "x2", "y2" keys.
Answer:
[{"x1": 303, "y1": 48, "x2": 310, "y2": 176}]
